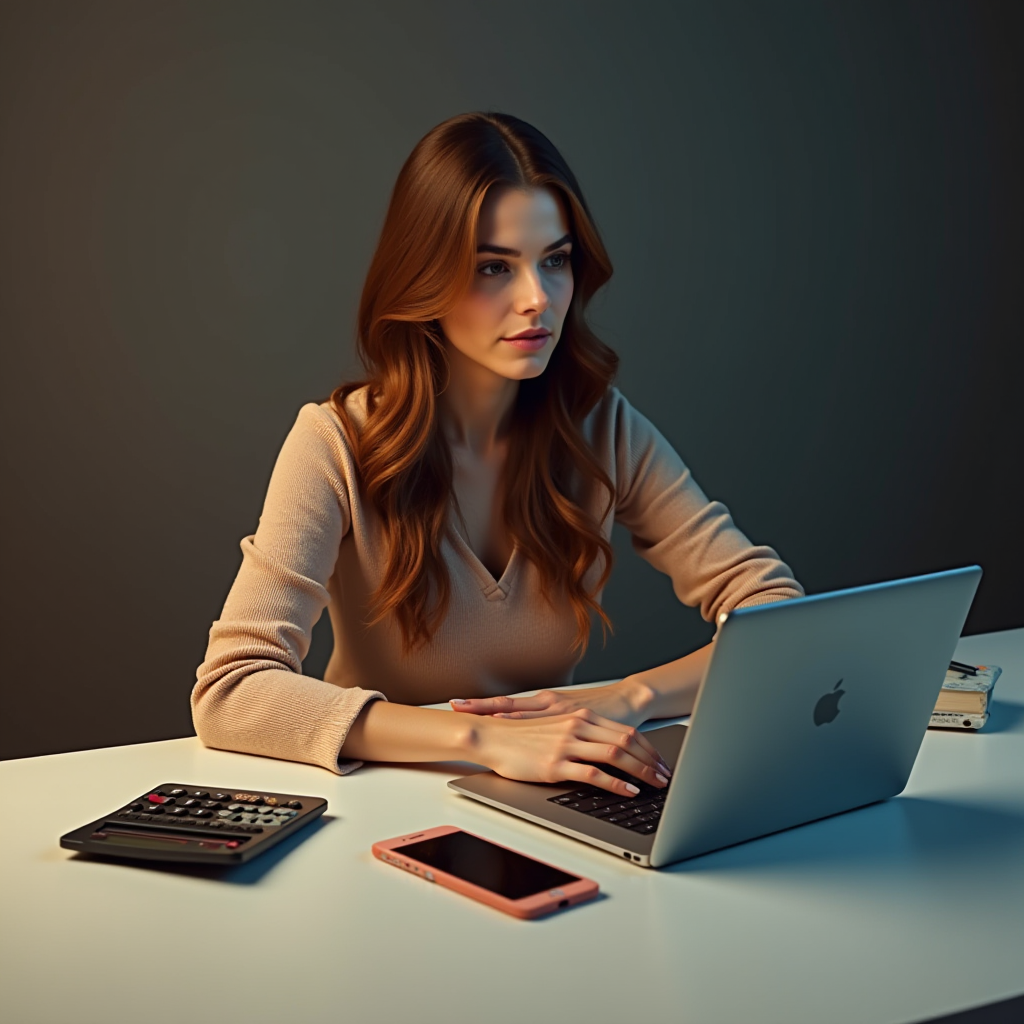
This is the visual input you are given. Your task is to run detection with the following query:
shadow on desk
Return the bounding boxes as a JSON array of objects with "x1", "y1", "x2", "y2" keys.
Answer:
[
  {"x1": 975, "y1": 698, "x2": 1024, "y2": 733},
  {"x1": 63, "y1": 814, "x2": 333, "y2": 885},
  {"x1": 660, "y1": 796, "x2": 1024, "y2": 881}
]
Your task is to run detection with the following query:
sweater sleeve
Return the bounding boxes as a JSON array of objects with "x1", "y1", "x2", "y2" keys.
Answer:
[
  {"x1": 191, "y1": 403, "x2": 386, "y2": 775},
  {"x1": 610, "y1": 391, "x2": 805, "y2": 625}
]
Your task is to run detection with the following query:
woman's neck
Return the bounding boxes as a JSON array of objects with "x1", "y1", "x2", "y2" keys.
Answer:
[{"x1": 438, "y1": 349, "x2": 518, "y2": 458}]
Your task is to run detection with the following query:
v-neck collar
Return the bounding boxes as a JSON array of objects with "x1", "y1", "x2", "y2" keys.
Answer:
[{"x1": 446, "y1": 514, "x2": 518, "y2": 600}]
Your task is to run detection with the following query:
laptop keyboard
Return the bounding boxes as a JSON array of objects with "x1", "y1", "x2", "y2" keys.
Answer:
[{"x1": 547, "y1": 767, "x2": 667, "y2": 835}]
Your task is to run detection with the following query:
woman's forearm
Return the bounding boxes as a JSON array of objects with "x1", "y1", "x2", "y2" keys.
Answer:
[
  {"x1": 627, "y1": 640, "x2": 715, "y2": 721},
  {"x1": 340, "y1": 699, "x2": 485, "y2": 763}
]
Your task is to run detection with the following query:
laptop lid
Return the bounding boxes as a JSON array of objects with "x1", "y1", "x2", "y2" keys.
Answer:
[{"x1": 649, "y1": 564, "x2": 982, "y2": 866}]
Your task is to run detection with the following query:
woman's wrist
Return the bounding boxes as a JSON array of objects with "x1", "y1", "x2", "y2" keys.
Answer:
[
  {"x1": 341, "y1": 700, "x2": 487, "y2": 764},
  {"x1": 622, "y1": 641, "x2": 715, "y2": 721},
  {"x1": 615, "y1": 675, "x2": 658, "y2": 721}
]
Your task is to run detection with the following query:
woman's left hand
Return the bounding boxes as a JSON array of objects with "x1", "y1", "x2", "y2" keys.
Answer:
[{"x1": 450, "y1": 678, "x2": 654, "y2": 731}]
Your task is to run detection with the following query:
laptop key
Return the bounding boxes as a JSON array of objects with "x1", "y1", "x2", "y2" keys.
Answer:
[
  {"x1": 572, "y1": 797, "x2": 609, "y2": 814},
  {"x1": 635, "y1": 823, "x2": 657, "y2": 834}
]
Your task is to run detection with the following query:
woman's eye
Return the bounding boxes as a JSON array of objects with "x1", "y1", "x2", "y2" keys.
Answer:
[{"x1": 478, "y1": 252, "x2": 571, "y2": 276}]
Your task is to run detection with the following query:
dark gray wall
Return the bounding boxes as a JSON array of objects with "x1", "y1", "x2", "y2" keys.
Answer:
[{"x1": 2, "y1": 1, "x2": 1021, "y2": 761}]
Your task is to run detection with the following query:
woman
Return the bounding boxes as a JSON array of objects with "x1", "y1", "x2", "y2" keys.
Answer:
[{"x1": 192, "y1": 111, "x2": 804, "y2": 798}]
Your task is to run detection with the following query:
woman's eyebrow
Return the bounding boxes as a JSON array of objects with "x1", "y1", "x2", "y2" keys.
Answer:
[{"x1": 476, "y1": 233, "x2": 573, "y2": 257}]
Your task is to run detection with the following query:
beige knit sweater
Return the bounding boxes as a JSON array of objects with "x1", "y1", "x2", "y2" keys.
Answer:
[{"x1": 192, "y1": 386, "x2": 804, "y2": 775}]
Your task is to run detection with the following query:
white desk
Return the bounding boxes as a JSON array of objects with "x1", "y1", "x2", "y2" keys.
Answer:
[{"x1": 2, "y1": 629, "x2": 1022, "y2": 1024}]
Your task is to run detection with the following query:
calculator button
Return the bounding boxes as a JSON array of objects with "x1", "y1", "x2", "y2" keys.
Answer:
[
  {"x1": 208, "y1": 821, "x2": 223, "y2": 829},
  {"x1": 194, "y1": 810, "x2": 212, "y2": 818},
  {"x1": 128, "y1": 803, "x2": 144, "y2": 811},
  {"x1": 259, "y1": 817, "x2": 275, "y2": 824},
  {"x1": 217, "y1": 810, "x2": 233, "y2": 818},
  {"x1": 202, "y1": 801, "x2": 222, "y2": 810},
  {"x1": 212, "y1": 793, "x2": 231, "y2": 802},
  {"x1": 181, "y1": 798, "x2": 199, "y2": 807},
  {"x1": 169, "y1": 789, "x2": 187, "y2": 797},
  {"x1": 147, "y1": 794, "x2": 168, "y2": 804},
  {"x1": 250, "y1": 797, "x2": 264, "y2": 806},
  {"x1": 168, "y1": 807, "x2": 188, "y2": 816},
  {"x1": 189, "y1": 791, "x2": 210, "y2": 799},
  {"x1": 225, "y1": 841, "x2": 240, "y2": 849},
  {"x1": 227, "y1": 803, "x2": 245, "y2": 812},
  {"x1": 286, "y1": 801, "x2": 302, "y2": 809},
  {"x1": 147, "y1": 807, "x2": 165, "y2": 815}
]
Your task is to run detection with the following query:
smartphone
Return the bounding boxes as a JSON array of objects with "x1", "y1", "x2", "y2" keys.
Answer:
[{"x1": 372, "y1": 825, "x2": 599, "y2": 919}]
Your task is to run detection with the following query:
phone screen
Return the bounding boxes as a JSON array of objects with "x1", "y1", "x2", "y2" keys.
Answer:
[{"x1": 400, "y1": 831, "x2": 579, "y2": 900}]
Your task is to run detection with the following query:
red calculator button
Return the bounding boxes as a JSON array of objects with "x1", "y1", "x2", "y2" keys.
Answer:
[
  {"x1": 225, "y1": 841, "x2": 240, "y2": 849},
  {"x1": 147, "y1": 794, "x2": 167, "y2": 804}
]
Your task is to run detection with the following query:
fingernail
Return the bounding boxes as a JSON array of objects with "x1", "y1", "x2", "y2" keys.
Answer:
[
  {"x1": 625, "y1": 783, "x2": 640, "y2": 794},
  {"x1": 658, "y1": 762, "x2": 673, "y2": 776},
  {"x1": 450, "y1": 699, "x2": 468, "y2": 705},
  {"x1": 656, "y1": 773, "x2": 668, "y2": 785}
]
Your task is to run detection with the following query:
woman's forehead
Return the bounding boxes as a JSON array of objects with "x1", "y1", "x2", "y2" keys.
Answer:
[{"x1": 477, "y1": 185, "x2": 569, "y2": 245}]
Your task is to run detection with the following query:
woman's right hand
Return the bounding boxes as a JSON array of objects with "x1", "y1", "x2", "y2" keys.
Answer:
[{"x1": 470, "y1": 707, "x2": 672, "y2": 797}]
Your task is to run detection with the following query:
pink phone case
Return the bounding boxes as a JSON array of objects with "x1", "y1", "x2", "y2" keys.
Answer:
[{"x1": 372, "y1": 825, "x2": 599, "y2": 919}]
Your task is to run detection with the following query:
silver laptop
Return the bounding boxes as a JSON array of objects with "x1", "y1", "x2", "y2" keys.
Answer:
[{"x1": 449, "y1": 565, "x2": 983, "y2": 867}]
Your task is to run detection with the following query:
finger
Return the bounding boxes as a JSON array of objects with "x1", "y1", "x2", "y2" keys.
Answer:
[
  {"x1": 559, "y1": 755, "x2": 658, "y2": 799},
  {"x1": 571, "y1": 711, "x2": 673, "y2": 776},
  {"x1": 559, "y1": 759, "x2": 646, "y2": 798},
  {"x1": 449, "y1": 693, "x2": 555, "y2": 714},
  {"x1": 571, "y1": 727, "x2": 670, "y2": 789}
]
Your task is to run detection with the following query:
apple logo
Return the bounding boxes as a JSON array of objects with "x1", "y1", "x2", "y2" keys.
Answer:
[{"x1": 813, "y1": 678, "x2": 845, "y2": 726}]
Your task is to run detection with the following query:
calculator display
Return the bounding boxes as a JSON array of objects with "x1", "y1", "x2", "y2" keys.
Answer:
[
  {"x1": 400, "y1": 830, "x2": 578, "y2": 899},
  {"x1": 99, "y1": 831, "x2": 190, "y2": 849}
]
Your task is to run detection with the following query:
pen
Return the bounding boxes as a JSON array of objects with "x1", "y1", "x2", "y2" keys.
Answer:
[{"x1": 949, "y1": 659, "x2": 978, "y2": 676}]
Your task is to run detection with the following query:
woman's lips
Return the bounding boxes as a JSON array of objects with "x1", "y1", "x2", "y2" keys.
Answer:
[{"x1": 502, "y1": 333, "x2": 550, "y2": 351}]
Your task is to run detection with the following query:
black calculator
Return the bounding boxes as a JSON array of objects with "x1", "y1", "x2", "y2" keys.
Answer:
[{"x1": 59, "y1": 784, "x2": 328, "y2": 864}]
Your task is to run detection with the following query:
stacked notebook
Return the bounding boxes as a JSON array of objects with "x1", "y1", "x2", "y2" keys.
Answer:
[{"x1": 930, "y1": 661, "x2": 1002, "y2": 730}]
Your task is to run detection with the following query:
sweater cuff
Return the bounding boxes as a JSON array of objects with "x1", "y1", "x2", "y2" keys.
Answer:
[{"x1": 329, "y1": 692, "x2": 388, "y2": 776}]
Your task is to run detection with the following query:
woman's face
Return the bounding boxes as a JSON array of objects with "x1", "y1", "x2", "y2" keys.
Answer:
[{"x1": 438, "y1": 184, "x2": 574, "y2": 383}]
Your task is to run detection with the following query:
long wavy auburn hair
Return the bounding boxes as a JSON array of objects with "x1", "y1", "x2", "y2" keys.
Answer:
[{"x1": 328, "y1": 111, "x2": 620, "y2": 657}]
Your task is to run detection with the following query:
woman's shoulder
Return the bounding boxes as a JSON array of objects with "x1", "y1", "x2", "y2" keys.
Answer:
[
  {"x1": 580, "y1": 385, "x2": 680, "y2": 470},
  {"x1": 270, "y1": 386, "x2": 372, "y2": 488},
  {"x1": 289, "y1": 384, "x2": 371, "y2": 451},
  {"x1": 580, "y1": 384, "x2": 649, "y2": 444}
]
